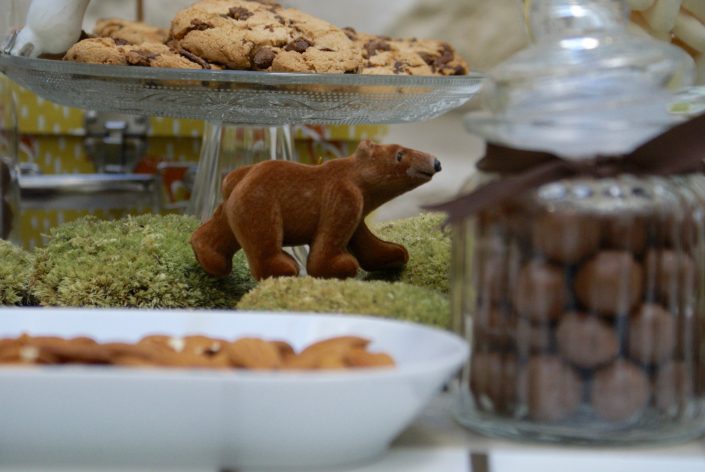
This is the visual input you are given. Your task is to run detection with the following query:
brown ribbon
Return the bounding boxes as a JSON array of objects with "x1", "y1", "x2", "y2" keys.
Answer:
[{"x1": 425, "y1": 112, "x2": 705, "y2": 224}]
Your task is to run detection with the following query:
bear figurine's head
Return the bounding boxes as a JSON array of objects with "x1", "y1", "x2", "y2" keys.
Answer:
[{"x1": 352, "y1": 140, "x2": 442, "y2": 208}]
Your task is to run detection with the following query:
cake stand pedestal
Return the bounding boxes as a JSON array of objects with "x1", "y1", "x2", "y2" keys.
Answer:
[
  {"x1": 188, "y1": 123, "x2": 294, "y2": 221},
  {"x1": 0, "y1": 53, "x2": 483, "y2": 263}
]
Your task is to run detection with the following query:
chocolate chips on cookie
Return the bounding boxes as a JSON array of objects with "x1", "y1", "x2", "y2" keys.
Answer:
[
  {"x1": 170, "y1": 0, "x2": 363, "y2": 73},
  {"x1": 60, "y1": 0, "x2": 469, "y2": 75},
  {"x1": 347, "y1": 28, "x2": 468, "y2": 76},
  {"x1": 64, "y1": 38, "x2": 206, "y2": 69},
  {"x1": 93, "y1": 18, "x2": 169, "y2": 46}
]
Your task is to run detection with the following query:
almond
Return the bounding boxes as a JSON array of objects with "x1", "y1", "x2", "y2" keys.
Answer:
[
  {"x1": 286, "y1": 336, "x2": 371, "y2": 370},
  {"x1": 227, "y1": 338, "x2": 282, "y2": 370},
  {"x1": 346, "y1": 348, "x2": 395, "y2": 368},
  {"x1": 299, "y1": 336, "x2": 370, "y2": 358}
]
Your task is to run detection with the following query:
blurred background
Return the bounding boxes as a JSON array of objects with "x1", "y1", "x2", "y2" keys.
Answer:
[{"x1": 1, "y1": 0, "x2": 704, "y2": 248}]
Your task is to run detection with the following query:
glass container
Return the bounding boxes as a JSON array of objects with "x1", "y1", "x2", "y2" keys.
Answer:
[
  {"x1": 453, "y1": 175, "x2": 705, "y2": 443},
  {"x1": 452, "y1": 0, "x2": 705, "y2": 444}
]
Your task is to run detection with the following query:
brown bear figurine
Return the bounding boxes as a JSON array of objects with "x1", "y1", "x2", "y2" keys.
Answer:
[{"x1": 190, "y1": 140, "x2": 442, "y2": 280}]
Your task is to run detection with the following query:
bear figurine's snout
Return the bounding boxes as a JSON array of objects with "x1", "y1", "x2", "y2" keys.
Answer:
[{"x1": 405, "y1": 153, "x2": 441, "y2": 181}]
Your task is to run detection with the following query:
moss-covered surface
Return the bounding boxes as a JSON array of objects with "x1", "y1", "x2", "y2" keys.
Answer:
[
  {"x1": 364, "y1": 212, "x2": 451, "y2": 294},
  {"x1": 30, "y1": 214, "x2": 255, "y2": 308},
  {"x1": 0, "y1": 240, "x2": 35, "y2": 306},
  {"x1": 237, "y1": 276, "x2": 450, "y2": 329}
]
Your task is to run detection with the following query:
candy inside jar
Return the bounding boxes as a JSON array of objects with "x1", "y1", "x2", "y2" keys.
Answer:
[
  {"x1": 453, "y1": 176, "x2": 705, "y2": 442},
  {"x1": 443, "y1": 0, "x2": 705, "y2": 444}
]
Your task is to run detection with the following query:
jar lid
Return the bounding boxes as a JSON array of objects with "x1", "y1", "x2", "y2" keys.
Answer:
[{"x1": 465, "y1": 0, "x2": 696, "y2": 159}]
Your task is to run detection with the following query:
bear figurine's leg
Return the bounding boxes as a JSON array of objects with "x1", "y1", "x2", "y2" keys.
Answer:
[
  {"x1": 349, "y1": 222, "x2": 409, "y2": 272},
  {"x1": 191, "y1": 205, "x2": 241, "y2": 277},
  {"x1": 228, "y1": 203, "x2": 299, "y2": 280},
  {"x1": 247, "y1": 249, "x2": 299, "y2": 280},
  {"x1": 307, "y1": 185, "x2": 363, "y2": 279}
]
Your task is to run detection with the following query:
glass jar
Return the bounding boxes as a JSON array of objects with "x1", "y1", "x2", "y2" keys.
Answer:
[
  {"x1": 450, "y1": 0, "x2": 705, "y2": 444},
  {"x1": 452, "y1": 174, "x2": 705, "y2": 443}
]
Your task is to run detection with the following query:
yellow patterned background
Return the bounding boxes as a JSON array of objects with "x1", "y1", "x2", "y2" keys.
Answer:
[{"x1": 11, "y1": 83, "x2": 387, "y2": 248}]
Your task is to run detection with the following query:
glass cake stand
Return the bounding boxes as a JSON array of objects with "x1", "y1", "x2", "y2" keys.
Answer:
[{"x1": 0, "y1": 53, "x2": 483, "y2": 264}]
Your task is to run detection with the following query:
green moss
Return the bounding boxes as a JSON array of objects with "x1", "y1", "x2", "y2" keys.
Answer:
[
  {"x1": 365, "y1": 212, "x2": 450, "y2": 294},
  {"x1": 31, "y1": 214, "x2": 255, "y2": 308},
  {"x1": 0, "y1": 240, "x2": 35, "y2": 306},
  {"x1": 237, "y1": 276, "x2": 450, "y2": 329}
]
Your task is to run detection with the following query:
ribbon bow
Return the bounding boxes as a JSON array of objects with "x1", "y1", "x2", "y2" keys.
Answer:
[{"x1": 426, "y1": 112, "x2": 705, "y2": 224}]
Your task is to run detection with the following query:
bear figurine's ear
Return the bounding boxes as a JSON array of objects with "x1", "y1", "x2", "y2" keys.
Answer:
[{"x1": 355, "y1": 140, "x2": 376, "y2": 159}]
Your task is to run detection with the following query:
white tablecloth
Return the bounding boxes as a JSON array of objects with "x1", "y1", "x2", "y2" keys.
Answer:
[{"x1": 5, "y1": 393, "x2": 702, "y2": 472}]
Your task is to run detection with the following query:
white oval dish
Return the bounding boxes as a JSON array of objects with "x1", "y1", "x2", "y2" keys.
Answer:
[{"x1": 0, "y1": 308, "x2": 468, "y2": 471}]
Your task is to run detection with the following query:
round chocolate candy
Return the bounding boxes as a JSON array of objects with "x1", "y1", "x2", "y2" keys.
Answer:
[
  {"x1": 532, "y1": 211, "x2": 600, "y2": 264},
  {"x1": 475, "y1": 240, "x2": 510, "y2": 304},
  {"x1": 472, "y1": 305, "x2": 515, "y2": 350},
  {"x1": 654, "y1": 361, "x2": 694, "y2": 413},
  {"x1": 514, "y1": 317, "x2": 553, "y2": 355},
  {"x1": 601, "y1": 215, "x2": 648, "y2": 255},
  {"x1": 574, "y1": 251, "x2": 643, "y2": 317},
  {"x1": 518, "y1": 356, "x2": 583, "y2": 422},
  {"x1": 591, "y1": 360, "x2": 650, "y2": 422},
  {"x1": 470, "y1": 352, "x2": 518, "y2": 414},
  {"x1": 514, "y1": 260, "x2": 568, "y2": 323},
  {"x1": 628, "y1": 304, "x2": 677, "y2": 365},
  {"x1": 659, "y1": 206, "x2": 699, "y2": 252},
  {"x1": 644, "y1": 250, "x2": 695, "y2": 306},
  {"x1": 556, "y1": 313, "x2": 620, "y2": 369}
]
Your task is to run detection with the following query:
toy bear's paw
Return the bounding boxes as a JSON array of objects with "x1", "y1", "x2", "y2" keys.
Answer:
[
  {"x1": 191, "y1": 215, "x2": 240, "y2": 278},
  {"x1": 308, "y1": 253, "x2": 360, "y2": 280},
  {"x1": 191, "y1": 241, "x2": 233, "y2": 278},
  {"x1": 356, "y1": 242, "x2": 409, "y2": 272},
  {"x1": 252, "y1": 252, "x2": 300, "y2": 280}
]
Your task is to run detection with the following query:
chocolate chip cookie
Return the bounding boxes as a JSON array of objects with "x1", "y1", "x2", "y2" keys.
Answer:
[
  {"x1": 93, "y1": 18, "x2": 169, "y2": 45},
  {"x1": 64, "y1": 37, "x2": 205, "y2": 69},
  {"x1": 170, "y1": 0, "x2": 363, "y2": 73},
  {"x1": 345, "y1": 28, "x2": 468, "y2": 76}
]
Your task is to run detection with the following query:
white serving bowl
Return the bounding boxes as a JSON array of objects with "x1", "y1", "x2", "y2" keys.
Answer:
[{"x1": 0, "y1": 308, "x2": 467, "y2": 471}]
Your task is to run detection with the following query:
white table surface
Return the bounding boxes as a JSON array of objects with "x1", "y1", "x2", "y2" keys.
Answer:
[
  {"x1": 4, "y1": 393, "x2": 702, "y2": 472},
  {"x1": 384, "y1": 393, "x2": 705, "y2": 472}
]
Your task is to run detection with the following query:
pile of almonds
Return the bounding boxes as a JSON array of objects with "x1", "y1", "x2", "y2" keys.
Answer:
[{"x1": 0, "y1": 333, "x2": 395, "y2": 371}]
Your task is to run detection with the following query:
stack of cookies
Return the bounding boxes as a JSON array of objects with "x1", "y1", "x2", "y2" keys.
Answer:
[{"x1": 63, "y1": 0, "x2": 468, "y2": 76}]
